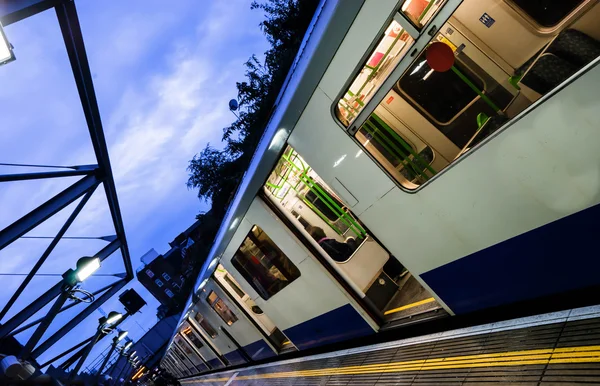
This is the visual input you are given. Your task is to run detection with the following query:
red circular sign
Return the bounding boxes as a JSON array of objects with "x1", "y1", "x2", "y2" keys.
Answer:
[{"x1": 426, "y1": 42, "x2": 455, "y2": 72}]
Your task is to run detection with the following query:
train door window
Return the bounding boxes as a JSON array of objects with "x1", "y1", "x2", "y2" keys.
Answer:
[
  {"x1": 182, "y1": 325, "x2": 204, "y2": 349},
  {"x1": 231, "y1": 225, "x2": 301, "y2": 300},
  {"x1": 194, "y1": 313, "x2": 218, "y2": 339},
  {"x1": 400, "y1": 0, "x2": 447, "y2": 29},
  {"x1": 213, "y1": 264, "x2": 296, "y2": 353},
  {"x1": 206, "y1": 290, "x2": 238, "y2": 326},
  {"x1": 264, "y1": 146, "x2": 442, "y2": 323},
  {"x1": 509, "y1": 0, "x2": 586, "y2": 28},
  {"x1": 337, "y1": 20, "x2": 415, "y2": 125}
]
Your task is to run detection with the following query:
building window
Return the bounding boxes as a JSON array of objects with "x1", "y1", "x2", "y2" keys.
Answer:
[
  {"x1": 509, "y1": 0, "x2": 585, "y2": 28},
  {"x1": 193, "y1": 313, "x2": 218, "y2": 339},
  {"x1": 146, "y1": 269, "x2": 154, "y2": 278},
  {"x1": 162, "y1": 272, "x2": 171, "y2": 281},
  {"x1": 155, "y1": 279, "x2": 164, "y2": 288},
  {"x1": 165, "y1": 289, "x2": 175, "y2": 298},
  {"x1": 231, "y1": 225, "x2": 301, "y2": 300},
  {"x1": 206, "y1": 291, "x2": 238, "y2": 326}
]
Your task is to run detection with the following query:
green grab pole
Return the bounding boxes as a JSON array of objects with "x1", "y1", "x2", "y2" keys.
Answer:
[
  {"x1": 370, "y1": 114, "x2": 436, "y2": 176},
  {"x1": 450, "y1": 66, "x2": 501, "y2": 112},
  {"x1": 363, "y1": 119, "x2": 431, "y2": 181}
]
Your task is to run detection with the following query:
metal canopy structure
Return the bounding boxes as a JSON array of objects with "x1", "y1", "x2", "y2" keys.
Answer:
[{"x1": 0, "y1": 0, "x2": 133, "y2": 365}]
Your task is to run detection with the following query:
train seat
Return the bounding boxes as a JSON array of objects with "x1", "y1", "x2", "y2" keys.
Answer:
[{"x1": 520, "y1": 29, "x2": 600, "y2": 95}]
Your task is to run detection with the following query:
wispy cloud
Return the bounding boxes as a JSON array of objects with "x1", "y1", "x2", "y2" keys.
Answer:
[{"x1": 0, "y1": 0, "x2": 269, "y2": 367}]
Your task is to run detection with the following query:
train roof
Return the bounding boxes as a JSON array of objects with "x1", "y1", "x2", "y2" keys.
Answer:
[{"x1": 173, "y1": 0, "x2": 365, "y2": 331}]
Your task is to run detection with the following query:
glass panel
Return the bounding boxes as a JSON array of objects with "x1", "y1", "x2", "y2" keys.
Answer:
[
  {"x1": 510, "y1": 0, "x2": 585, "y2": 27},
  {"x1": 182, "y1": 326, "x2": 204, "y2": 349},
  {"x1": 194, "y1": 313, "x2": 218, "y2": 338},
  {"x1": 337, "y1": 20, "x2": 415, "y2": 126},
  {"x1": 231, "y1": 226, "x2": 301, "y2": 300},
  {"x1": 224, "y1": 274, "x2": 245, "y2": 298},
  {"x1": 399, "y1": 56, "x2": 484, "y2": 124},
  {"x1": 206, "y1": 291, "x2": 239, "y2": 326},
  {"x1": 401, "y1": 0, "x2": 447, "y2": 29}
]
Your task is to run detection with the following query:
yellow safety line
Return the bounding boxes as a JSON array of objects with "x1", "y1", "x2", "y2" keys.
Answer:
[
  {"x1": 182, "y1": 345, "x2": 600, "y2": 384},
  {"x1": 383, "y1": 297, "x2": 436, "y2": 315}
]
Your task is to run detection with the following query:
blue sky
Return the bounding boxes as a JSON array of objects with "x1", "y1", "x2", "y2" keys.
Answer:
[{"x1": 0, "y1": 0, "x2": 268, "y2": 370}]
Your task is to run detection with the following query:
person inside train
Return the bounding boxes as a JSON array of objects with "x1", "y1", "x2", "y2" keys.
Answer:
[{"x1": 306, "y1": 225, "x2": 354, "y2": 262}]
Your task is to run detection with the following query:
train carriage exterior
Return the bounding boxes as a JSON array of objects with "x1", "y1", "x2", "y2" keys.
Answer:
[{"x1": 162, "y1": 0, "x2": 600, "y2": 377}]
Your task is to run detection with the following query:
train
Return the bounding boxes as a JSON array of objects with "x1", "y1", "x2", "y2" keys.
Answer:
[{"x1": 159, "y1": 0, "x2": 600, "y2": 378}]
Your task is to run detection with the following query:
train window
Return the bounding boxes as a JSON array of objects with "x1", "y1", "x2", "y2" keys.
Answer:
[
  {"x1": 399, "y1": 54, "x2": 485, "y2": 125},
  {"x1": 509, "y1": 0, "x2": 585, "y2": 28},
  {"x1": 231, "y1": 225, "x2": 300, "y2": 300},
  {"x1": 182, "y1": 326, "x2": 204, "y2": 349},
  {"x1": 337, "y1": 20, "x2": 415, "y2": 126},
  {"x1": 356, "y1": 114, "x2": 435, "y2": 186},
  {"x1": 206, "y1": 290, "x2": 238, "y2": 326},
  {"x1": 400, "y1": 0, "x2": 446, "y2": 29},
  {"x1": 223, "y1": 274, "x2": 246, "y2": 298},
  {"x1": 193, "y1": 313, "x2": 218, "y2": 339},
  {"x1": 265, "y1": 147, "x2": 367, "y2": 238}
]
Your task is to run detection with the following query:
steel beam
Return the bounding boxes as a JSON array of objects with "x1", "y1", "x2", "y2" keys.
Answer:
[
  {"x1": 31, "y1": 277, "x2": 127, "y2": 358},
  {"x1": 55, "y1": 0, "x2": 133, "y2": 279},
  {"x1": 38, "y1": 336, "x2": 94, "y2": 369},
  {"x1": 0, "y1": 0, "x2": 62, "y2": 26},
  {"x1": 0, "y1": 164, "x2": 98, "y2": 183},
  {"x1": 0, "y1": 174, "x2": 100, "y2": 251},
  {"x1": 0, "y1": 186, "x2": 96, "y2": 321},
  {"x1": 8, "y1": 280, "x2": 122, "y2": 336}
]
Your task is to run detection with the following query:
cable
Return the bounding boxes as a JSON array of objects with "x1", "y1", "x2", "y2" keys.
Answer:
[{"x1": 67, "y1": 287, "x2": 95, "y2": 303}]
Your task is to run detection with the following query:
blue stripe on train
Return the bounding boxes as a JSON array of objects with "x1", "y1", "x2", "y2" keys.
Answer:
[
  {"x1": 223, "y1": 349, "x2": 246, "y2": 366},
  {"x1": 243, "y1": 339, "x2": 276, "y2": 361},
  {"x1": 207, "y1": 358, "x2": 223, "y2": 369},
  {"x1": 283, "y1": 303, "x2": 374, "y2": 351},
  {"x1": 421, "y1": 203, "x2": 600, "y2": 315}
]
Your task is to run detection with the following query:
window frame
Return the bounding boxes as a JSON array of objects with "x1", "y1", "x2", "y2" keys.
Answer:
[
  {"x1": 165, "y1": 288, "x2": 175, "y2": 298},
  {"x1": 230, "y1": 225, "x2": 301, "y2": 301},
  {"x1": 146, "y1": 269, "x2": 154, "y2": 278},
  {"x1": 205, "y1": 290, "x2": 239, "y2": 326},
  {"x1": 330, "y1": 0, "x2": 487, "y2": 194},
  {"x1": 162, "y1": 272, "x2": 171, "y2": 281},
  {"x1": 155, "y1": 279, "x2": 164, "y2": 288}
]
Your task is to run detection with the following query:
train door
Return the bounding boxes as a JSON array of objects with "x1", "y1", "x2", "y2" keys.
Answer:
[
  {"x1": 210, "y1": 266, "x2": 284, "y2": 358},
  {"x1": 184, "y1": 316, "x2": 226, "y2": 370},
  {"x1": 189, "y1": 298, "x2": 248, "y2": 367},
  {"x1": 164, "y1": 353, "x2": 185, "y2": 378},
  {"x1": 263, "y1": 146, "x2": 443, "y2": 324},
  {"x1": 174, "y1": 333, "x2": 208, "y2": 374},
  {"x1": 171, "y1": 340, "x2": 197, "y2": 376},
  {"x1": 219, "y1": 198, "x2": 377, "y2": 350},
  {"x1": 179, "y1": 320, "x2": 219, "y2": 371}
]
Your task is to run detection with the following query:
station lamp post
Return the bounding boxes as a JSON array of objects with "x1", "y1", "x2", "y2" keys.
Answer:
[
  {"x1": 0, "y1": 22, "x2": 15, "y2": 66},
  {"x1": 97, "y1": 330, "x2": 128, "y2": 376},
  {"x1": 19, "y1": 257, "x2": 101, "y2": 359},
  {"x1": 68, "y1": 311, "x2": 123, "y2": 381}
]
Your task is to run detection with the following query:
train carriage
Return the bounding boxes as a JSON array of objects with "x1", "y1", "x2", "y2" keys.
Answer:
[{"x1": 162, "y1": 0, "x2": 600, "y2": 376}]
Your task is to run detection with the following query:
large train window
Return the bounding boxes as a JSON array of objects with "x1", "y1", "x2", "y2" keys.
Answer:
[
  {"x1": 193, "y1": 313, "x2": 218, "y2": 339},
  {"x1": 509, "y1": 0, "x2": 586, "y2": 28},
  {"x1": 399, "y1": 55, "x2": 484, "y2": 125},
  {"x1": 337, "y1": 20, "x2": 415, "y2": 126},
  {"x1": 206, "y1": 290, "x2": 238, "y2": 326},
  {"x1": 232, "y1": 225, "x2": 300, "y2": 300},
  {"x1": 400, "y1": 0, "x2": 447, "y2": 29}
]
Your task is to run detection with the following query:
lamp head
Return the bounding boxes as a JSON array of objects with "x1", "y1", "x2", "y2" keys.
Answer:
[
  {"x1": 105, "y1": 311, "x2": 123, "y2": 326},
  {"x1": 75, "y1": 256, "x2": 101, "y2": 282}
]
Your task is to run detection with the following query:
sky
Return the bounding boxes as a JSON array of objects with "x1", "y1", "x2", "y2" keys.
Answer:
[{"x1": 0, "y1": 0, "x2": 268, "y2": 372}]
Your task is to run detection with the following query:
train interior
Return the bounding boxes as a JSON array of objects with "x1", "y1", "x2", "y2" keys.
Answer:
[
  {"x1": 263, "y1": 146, "x2": 441, "y2": 323},
  {"x1": 211, "y1": 264, "x2": 297, "y2": 354},
  {"x1": 337, "y1": 0, "x2": 600, "y2": 190}
]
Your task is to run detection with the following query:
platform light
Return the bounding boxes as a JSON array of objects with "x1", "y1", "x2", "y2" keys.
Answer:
[
  {"x1": 106, "y1": 311, "x2": 123, "y2": 326},
  {"x1": 117, "y1": 331, "x2": 128, "y2": 341},
  {"x1": 0, "y1": 22, "x2": 15, "y2": 66},
  {"x1": 123, "y1": 341, "x2": 133, "y2": 351},
  {"x1": 208, "y1": 257, "x2": 219, "y2": 270},
  {"x1": 197, "y1": 278, "x2": 208, "y2": 291},
  {"x1": 75, "y1": 256, "x2": 100, "y2": 282}
]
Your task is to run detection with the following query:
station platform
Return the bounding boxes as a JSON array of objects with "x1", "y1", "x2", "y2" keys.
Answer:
[{"x1": 180, "y1": 305, "x2": 600, "y2": 385}]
